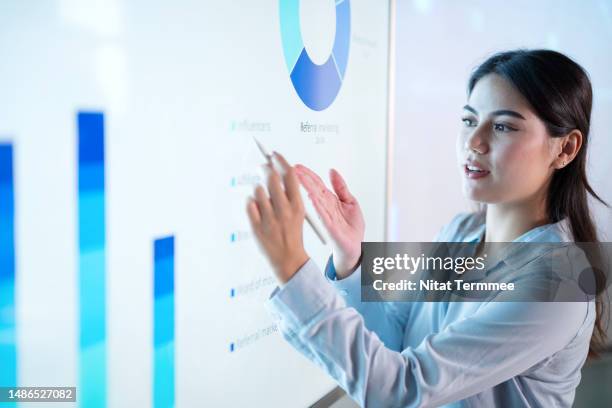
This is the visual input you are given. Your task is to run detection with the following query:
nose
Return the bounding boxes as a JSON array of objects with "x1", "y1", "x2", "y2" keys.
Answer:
[{"x1": 465, "y1": 124, "x2": 489, "y2": 155}]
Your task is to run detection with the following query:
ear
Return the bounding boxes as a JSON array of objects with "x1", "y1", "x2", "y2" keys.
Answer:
[{"x1": 554, "y1": 130, "x2": 583, "y2": 169}]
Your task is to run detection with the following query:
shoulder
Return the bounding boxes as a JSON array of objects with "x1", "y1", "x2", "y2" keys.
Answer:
[
  {"x1": 541, "y1": 217, "x2": 574, "y2": 243},
  {"x1": 434, "y1": 211, "x2": 485, "y2": 242}
]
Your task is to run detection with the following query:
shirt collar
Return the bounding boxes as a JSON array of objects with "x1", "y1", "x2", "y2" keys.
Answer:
[
  {"x1": 502, "y1": 220, "x2": 572, "y2": 269},
  {"x1": 461, "y1": 217, "x2": 572, "y2": 278}
]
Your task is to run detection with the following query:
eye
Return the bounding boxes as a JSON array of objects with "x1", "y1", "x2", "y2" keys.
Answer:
[
  {"x1": 494, "y1": 123, "x2": 517, "y2": 132},
  {"x1": 462, "y1": 117, "x2": 476, "y2": 127}
]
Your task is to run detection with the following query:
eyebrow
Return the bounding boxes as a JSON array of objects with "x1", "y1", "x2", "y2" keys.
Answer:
[{"x1": 463, "y1": 105, "x2": 526, "y2": 120}]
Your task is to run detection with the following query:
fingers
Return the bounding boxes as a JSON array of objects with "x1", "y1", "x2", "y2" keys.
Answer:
[
  {"x1": 272, "y1": 152, "x2": 301, "y2": 205},
  {"x1": 264, "y1": 163, "x2": 290, "y2": 216},
  {"x1": 329, "y1": 168, "x2": 355, "y2": 204},
  {"x1": 295, "y1": 164, "x2": 331, "y2": 201},
  {"x1": 246, "y1": 196, "x2": 261, "y2": 230},
  {"x1": 294, "y1": 164, "x2": 343, "y2": 227},
  {"x1": 254, "y1": 184, "x2": 274, "y2": 222},
  {"x1": 310, "y1": 194, "x2": 333, "y2": 228}
]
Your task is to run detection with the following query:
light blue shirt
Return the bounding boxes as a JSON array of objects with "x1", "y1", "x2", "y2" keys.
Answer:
[{"x1": 266, "y1": 212, "x2": 595, "y2": 407}]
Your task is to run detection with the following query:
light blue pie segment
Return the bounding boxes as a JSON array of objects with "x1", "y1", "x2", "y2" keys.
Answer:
[{"x1": 279, "y1": 0, "x2": 304, "y2": 72}]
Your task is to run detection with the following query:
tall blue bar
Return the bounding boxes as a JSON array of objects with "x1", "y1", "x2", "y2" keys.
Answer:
[
  {"x1": 153, "y1": 236, "x2": 175, "y2": 408},
  {"x1": 0, "y1": 143, "x2": 16, "y2": 393},
  {"x1": 78, "y1": 112, "x2": 106, "y2": 407}
]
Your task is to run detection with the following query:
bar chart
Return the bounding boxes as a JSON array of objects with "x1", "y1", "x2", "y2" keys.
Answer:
[
  {"x1": 0, "y1": 143, "x2": 16, "y2": 399},
  {"x1": 153, "y1": 236, "x2": 175, "y2": 408},
  {"x1": 77, "y1": 111, "x2": 107, "y2": 408},
  {"x1": 0, "y1": 106, "x2": 332, "y2": 407}
]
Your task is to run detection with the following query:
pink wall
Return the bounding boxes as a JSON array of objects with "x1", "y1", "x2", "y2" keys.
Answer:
[{"x1": 391, "y1": 0, "x2": 612, "y2": 242}]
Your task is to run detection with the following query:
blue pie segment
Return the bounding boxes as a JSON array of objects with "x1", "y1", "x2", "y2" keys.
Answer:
[{"x1": 280, "y1": 0, "x2": 351, "y2": 111}]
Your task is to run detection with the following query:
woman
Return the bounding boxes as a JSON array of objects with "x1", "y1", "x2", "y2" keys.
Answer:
[{"x1": 246, "y1": 49, "x2": 609, "y2": 407}]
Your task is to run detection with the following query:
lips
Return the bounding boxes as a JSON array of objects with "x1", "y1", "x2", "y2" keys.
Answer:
[
  {"x1": 465, "y1": 159, "x2": 489, "y2": 171},
  {"x1": 464, "y1": 159, "x2": 490, "y2": 178}
]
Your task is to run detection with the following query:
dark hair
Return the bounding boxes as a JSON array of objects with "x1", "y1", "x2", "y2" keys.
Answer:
[{"x1": 467, "y1": 49, "x2": 609, "y2": 358}]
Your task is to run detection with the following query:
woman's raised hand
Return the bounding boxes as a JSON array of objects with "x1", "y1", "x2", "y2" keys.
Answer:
[
  {"x1": 247, "y1": 153, "x2": 310, "y2": 284},
  {"x1": 294, "y1": 165, "x2": 365, "y2": 279}
]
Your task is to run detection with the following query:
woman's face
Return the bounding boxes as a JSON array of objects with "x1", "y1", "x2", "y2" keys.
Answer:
[{"x1": 456, "y1": 73, "x2": 557, "y2": 204}]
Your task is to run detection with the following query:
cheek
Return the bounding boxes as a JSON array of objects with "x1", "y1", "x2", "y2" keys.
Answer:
[
  {"x1": 494, "y1": 142, "x2": 525, "y2": 175},
  {"x1": 494, "y1": 137, "x2": 550, "y2": 183}
]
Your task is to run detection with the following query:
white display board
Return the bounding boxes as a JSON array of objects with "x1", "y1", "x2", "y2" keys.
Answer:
[{"x1": 0, "y1": 1, "x2": 391, "y2": 407}]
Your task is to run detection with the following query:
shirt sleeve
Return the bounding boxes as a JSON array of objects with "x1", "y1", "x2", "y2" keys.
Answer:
[
  {"x1": 301, "y1": 211, "x2": 473, "y2": 353},
  {"x1": 322, "y1": 255, "x2": 410, "y2": 352},
  {"x1": 266, "y1": 258, "x2": 590, "y2": 408}
]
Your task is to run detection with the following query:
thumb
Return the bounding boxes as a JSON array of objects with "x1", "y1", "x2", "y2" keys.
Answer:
[{"x1": 329, "y1": 168, "x2": 354, "y2": 203}]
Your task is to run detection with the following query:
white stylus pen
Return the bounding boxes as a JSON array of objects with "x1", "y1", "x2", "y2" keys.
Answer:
[{"x1": 253, "y1": 137, "x2": 327, "y2": 245}]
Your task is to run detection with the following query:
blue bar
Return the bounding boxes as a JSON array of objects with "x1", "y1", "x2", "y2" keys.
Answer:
[
  {"x1": 78, "y1": 112, "x2": 105, "y2": 164},
  {"x1": 153, "y1": 236, "x2": 175, "y2": 408},
  {"x1": 0, "y1": 143, "x2": 16, "y2": 391},
  {"x1": 78, "y1": 112, "x2": 106, "y2": 408}
]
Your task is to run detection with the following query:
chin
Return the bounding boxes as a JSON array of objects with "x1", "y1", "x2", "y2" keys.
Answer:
[{"x1": 463, "y1": 186, "x2": 499, "y2": 204}]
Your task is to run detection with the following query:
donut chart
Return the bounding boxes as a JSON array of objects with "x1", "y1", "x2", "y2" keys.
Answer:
[{"x1": 279, "y1": 0, "x2": 351, "y2": 111}]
